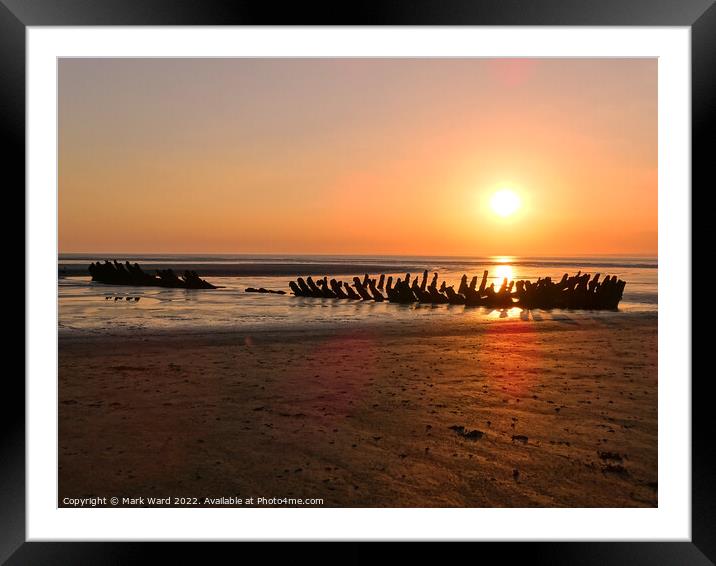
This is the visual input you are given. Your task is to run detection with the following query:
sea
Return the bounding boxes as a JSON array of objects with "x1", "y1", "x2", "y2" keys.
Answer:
[{"x1": 58, "y1": 254, "x2": 657, "y2": 335}]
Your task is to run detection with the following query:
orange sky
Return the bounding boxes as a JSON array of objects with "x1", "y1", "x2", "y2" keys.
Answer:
[{"x1": 58, "y1": 58, "x2": 657, "y2": 256}]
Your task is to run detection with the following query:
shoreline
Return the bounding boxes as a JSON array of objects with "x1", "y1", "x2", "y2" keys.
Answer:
[{"x1": 58, "y1": 309, "x2": 657, "y2": 340}]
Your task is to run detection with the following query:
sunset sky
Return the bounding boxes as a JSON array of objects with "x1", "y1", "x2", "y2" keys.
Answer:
[{"x1": 59, "y1": 58, "x2": 657, "y2": 256}]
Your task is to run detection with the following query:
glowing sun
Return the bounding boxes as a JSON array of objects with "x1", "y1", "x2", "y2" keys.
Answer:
[{"x1": 490, "y1": 189, "x2": 521, "y2": 217}]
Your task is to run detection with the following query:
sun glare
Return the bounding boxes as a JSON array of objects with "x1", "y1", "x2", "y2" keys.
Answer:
[
  {"x1": 490, "y1": 189, "x2": 521, "y2": 218},
  {"x1": 494, "y1": 264, "x2": 514, "y2": 284}
]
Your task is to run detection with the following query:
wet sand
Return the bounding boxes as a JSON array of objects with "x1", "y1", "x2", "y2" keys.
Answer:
[{"x1": 59, "y1": 314, "x2": 657, "y2": 507}]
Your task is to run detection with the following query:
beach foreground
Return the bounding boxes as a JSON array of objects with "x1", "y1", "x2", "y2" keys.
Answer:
[{"x1": 59, "y1": 314, "x2": 657, "y2": 507}]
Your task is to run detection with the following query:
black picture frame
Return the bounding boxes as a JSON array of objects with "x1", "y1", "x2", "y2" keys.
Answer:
[{"x1": 7, "y1": 1, "x2": 709, "y2": 563}]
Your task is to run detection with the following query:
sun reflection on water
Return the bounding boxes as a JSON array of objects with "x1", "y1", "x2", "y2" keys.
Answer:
[
  {"x1": 493, "y1": 264, "x2": 514, "y2": 286},
  {"x1": 486, "y1": 307, "x2": 522, "y2": 320}
]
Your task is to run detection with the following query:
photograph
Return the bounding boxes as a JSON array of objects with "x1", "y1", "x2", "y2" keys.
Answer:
[{"x1": 57, "y1": 57, "x2": 658, "y2": 509}]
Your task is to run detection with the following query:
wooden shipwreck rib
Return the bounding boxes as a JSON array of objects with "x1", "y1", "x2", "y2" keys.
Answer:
[
  {"x1": 285, "y1": 269, "x2": 626, "y2": 310},
  {"x1": 88, "y1": 260, "x2": 217, "y2": 289}
]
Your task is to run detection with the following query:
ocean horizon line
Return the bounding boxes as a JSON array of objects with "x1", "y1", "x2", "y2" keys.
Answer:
[
  {"x1": 58, "y1": 252, "x2": 658, "y2": 260},
  {"x1": 58, "y1": 254, "x2": 658, "y2": 278}
]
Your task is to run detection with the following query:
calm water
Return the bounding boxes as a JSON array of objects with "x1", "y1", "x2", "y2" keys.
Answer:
[{"x1": 58, "y1": 254, "x2": 657, "y2": 335}]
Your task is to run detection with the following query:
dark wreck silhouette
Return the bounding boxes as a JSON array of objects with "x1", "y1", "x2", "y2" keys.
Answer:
[
  {"x1": 245, "y1": 287, "x2": 286, "y2": 295},
  {"x1": 286, "y1": 269, "x2": 626, "y2": 310},
  {"x1": 88, "y1": 260, "x2": 217, "y2": 289},
  {"x1": 88, "y1": 261, "x2": 625, "y2": 309}
]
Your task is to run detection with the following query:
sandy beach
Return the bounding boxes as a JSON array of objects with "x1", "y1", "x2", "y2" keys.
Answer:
[{"x1": 58, "y1": 313, "x2": 657, "y2": 508}]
